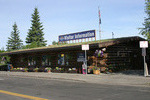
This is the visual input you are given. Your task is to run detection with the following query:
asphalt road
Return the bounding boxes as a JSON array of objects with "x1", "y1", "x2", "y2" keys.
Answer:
[{"x1": 0, "y1": 75, "x2": 150, "y2": 100}]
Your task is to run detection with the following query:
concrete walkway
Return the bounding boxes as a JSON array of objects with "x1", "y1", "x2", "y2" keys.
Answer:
[{"x1": 0, "y1": 71, "x2": 150, "y2": 87}]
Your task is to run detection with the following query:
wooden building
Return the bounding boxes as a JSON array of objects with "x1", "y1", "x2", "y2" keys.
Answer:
[{"x1": 0, "y1": 36, "x2": 145, "y2": 73}]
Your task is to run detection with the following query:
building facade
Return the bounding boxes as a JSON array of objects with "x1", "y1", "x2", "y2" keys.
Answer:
[{"x1": 0, "y1": 36, "x2": 145, "y2": 73}]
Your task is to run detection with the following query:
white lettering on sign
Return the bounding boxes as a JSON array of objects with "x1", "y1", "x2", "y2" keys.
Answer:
[
  {"x1": 140, "y1": 41, "x2": 148, "y2": 48},
  {"x1": 75, "y1": 32, "x2": 95, "y2": 39},
  {"x1": 64, "y1": 35, "x2": 74, "y2": 40},
  {"x1": 59, "y1": 30, "x2": 95, "y2": 42}
]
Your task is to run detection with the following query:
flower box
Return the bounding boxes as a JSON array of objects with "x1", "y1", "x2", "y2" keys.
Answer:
[{"x1": 93, "y1": 70, "x2": 100, "y2": 75}]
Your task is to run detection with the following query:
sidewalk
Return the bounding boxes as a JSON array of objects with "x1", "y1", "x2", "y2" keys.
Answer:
[{"x1": 0, "y1": 71, "x2": 150, "y2": 87}]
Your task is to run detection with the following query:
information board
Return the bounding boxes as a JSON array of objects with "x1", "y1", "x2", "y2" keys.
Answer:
[
  {"x1": 59, "y1": 30, "x2": 95, "y2": 42},
  {"x1": 77, "y1": 53, "x2": 85, "y2": 62}
]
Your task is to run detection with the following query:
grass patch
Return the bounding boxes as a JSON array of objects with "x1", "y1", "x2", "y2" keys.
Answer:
[
  {"x1": 0, "y1": 38, "x2": 116, "y2": 55},
  {"x1": 0, "y1": 64, "x2": 7, "y2": 66}
]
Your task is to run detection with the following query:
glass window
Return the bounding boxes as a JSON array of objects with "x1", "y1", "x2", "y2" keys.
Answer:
[
  {"x1": 58, "y1": 54, "x2": 65, "y2": 65},
  {"x1": 28, "y1": 56, "x2": 36, "y2": 66},
  {"x1": 58, "y1": 54, "x2": 73, "y2": 66},
  {"x1": 65, "y1": 54, "x2": 69, "y2": 66},
  {"x1": 42, "y1": 55, "x2": 51, "y2": 66}
]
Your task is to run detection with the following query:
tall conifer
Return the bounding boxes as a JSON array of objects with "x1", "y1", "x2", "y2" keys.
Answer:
[
  {"x1": 6, "y1": 23, "x2": 23, "y2": 51},
  {"x1": 26, "y1": 8, "x2": 47, "y2": 47}
]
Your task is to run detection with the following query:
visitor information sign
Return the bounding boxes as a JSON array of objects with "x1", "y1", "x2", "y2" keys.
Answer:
[{"x1": 59, "y1": 30, "x2": 95, "y2": 42}]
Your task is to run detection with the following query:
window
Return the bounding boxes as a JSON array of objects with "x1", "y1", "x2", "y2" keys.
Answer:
[
  {"x1": 28, "y1": 56, "x2": 36, "y2": 66},
  {"x1": 58, "y1": 54, "x2": 65, "y2": 65},
  {"x1": 58, "y1": 54, "x2": 73, "y2": 66},
  {"x1": 65, "y1": 54, "x2": 69, "y2": 66},
  {"x1": 42, "y1": 55, "x2": 51, "y2": 66}
]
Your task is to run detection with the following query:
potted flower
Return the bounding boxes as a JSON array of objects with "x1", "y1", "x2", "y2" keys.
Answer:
[
  {"x1": 69, "y1": 68, "x2": 77, "y2": 73},
  {"x1": 23, "y1": 68, "x2": 28, "y2": 72},
  {"x1": 33, "y1": 68, "x2": 39, "y2": 72},
  {"x1": 60, "y1": 68, "x2": 64, "y2": 73},
  {"x1": 92, "y1": 66, "x2": 100, "y2": 75},
  {"x1": 68, "y1": 68, "x2": 72, "y2": 71},
  {"x1": 17, "y1": 68, "x2": 21, "y2": 72},
  {"x1": 10, "y1": 68, "x2": 17, "y2": 72},
  {"x1": 88, "y1": 66, "x2": 94, "y2": 74},
  {"x1": 53, "y1": 67, "x2": 59, "y2": 73},
  {"x1": 45, "y1": 67, "x2": 51, "y2": 73},
  {"x1": 53, "y1": 67, "x2": 64, "y2": 73},
  {"x1": 55, "y1": 67, "x2": 59, "y2": 71}
]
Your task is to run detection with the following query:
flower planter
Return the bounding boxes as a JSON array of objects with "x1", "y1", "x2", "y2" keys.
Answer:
[
  {"x1": 88, "y1": 68, "x2": 93, "y2": 74},
  {"x1": 47, "y1": 70, "x2": 51, "y2": 73},
  {"x1": 100, "y1": 67, "x2": 106, "y2": 72},
  {"x1": 93, "y1": 70, "x2": 100, "y2": 75}
]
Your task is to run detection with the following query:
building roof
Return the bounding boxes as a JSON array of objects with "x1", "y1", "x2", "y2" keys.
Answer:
[{"x1": 0, "y1": 36, "x2": 144, "y2": 56}]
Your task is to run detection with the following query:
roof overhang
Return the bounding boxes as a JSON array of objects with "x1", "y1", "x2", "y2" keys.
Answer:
[{"x1": 0, "y1": 36, "x2": 145, "y2": 56}]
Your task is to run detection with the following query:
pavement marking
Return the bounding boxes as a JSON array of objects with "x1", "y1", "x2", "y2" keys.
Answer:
[{"x1": 0, "y1": 90, "x2": 48, "y2": 100}]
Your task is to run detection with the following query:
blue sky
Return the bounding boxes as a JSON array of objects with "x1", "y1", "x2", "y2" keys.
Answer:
[{"x1": 0, "y1": 0, "x2": 146, "y2": 49}]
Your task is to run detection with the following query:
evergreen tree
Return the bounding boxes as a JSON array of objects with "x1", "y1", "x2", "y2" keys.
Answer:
[
  {"x1": 6, "y1": 23, "x2": 23, "y2": 51},
  {"x1": 139, "y1": 0, "x2": 150, "y2": 41},
  {"x1": 26, "y1": 8, "x2": 47, "y2": 47}
]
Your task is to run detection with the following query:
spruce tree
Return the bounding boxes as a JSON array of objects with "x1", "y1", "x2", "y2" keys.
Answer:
[
  {"x1": 139, "y1": 0, "x2": 150, "y2": 41},
  {"x1": 6, "y1": 23, "x2": 23, "y2": 51},
  {"x1": 26, "y1": 8, "x2": 47, "y2": 47}
]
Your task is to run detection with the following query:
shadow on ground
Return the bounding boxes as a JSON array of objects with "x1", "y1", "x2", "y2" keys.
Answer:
[{"x1": 115, "y1": 70, "x2": 146, "y2": 76}]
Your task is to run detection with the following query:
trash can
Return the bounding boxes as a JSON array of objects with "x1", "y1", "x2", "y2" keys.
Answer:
[
  {"x1": 82, "y1": 63, "x2": 86, "y2": 74},
  {"x1": 82, "y1": 69, "x2": 86, "y2": 74}
]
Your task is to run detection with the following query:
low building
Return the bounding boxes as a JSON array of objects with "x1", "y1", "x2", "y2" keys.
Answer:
[{"x1": 0, "y1": 36, "x2": 145, "y2": 73}]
